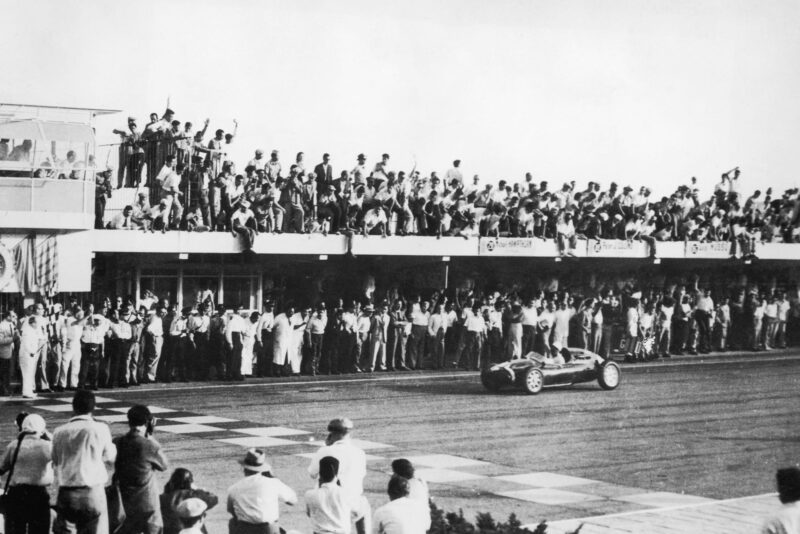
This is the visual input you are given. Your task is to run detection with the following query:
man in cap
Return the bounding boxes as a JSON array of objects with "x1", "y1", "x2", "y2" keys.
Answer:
[
  {"x1": 308, "y1": 418, "x2": 370, "y2": 534},
  {"x1": 113, "y1": 405, "x2": 168, "y2": 534},
  {"x1": 305, "y1": 456, "x2": 356, "y2": 534},
  {"x1": 761, "y1": 467, "x2": 800, "y2": 534},
  {"x1": 227, "y1": 448, "x2": 297, "y2": 534},
  {"x1": 175, "y1": 498, "x2": 208, "y2": 534}
]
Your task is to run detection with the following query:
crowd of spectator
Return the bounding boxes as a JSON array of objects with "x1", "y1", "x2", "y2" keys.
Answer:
[
  {"x1": 0, "y1": 394, "x2": 430, "y2": 534},
  {"x1": 0, "y1": 276, "x2": 794, "y2": 398},
  {"x1": 97, "y1": 110, "x2": 800, "y2": 256}
]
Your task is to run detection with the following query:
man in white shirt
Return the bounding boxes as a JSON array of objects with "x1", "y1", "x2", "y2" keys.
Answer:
[
  {"x1": 306, "y1": 456, "x2": 355, "y2": 534},
  {"x1": 308, "y1": 419, "x2": 370, "y2": 534},
  {"x1": 372, "y1": 476, "x2": 427, "y2": 534},
  {"x1": 231, "y1": 200, "x2": 257, "y2": 251},
  {"x1": 225, "y1": 305, "x2": 247, "y2": 381},
  {"x1": 426, "y1": 303, "x2": 448, "y2": 369},
  {"x1": 444, "y1": 159, "x2": 463, "y2": 188},
  {"x1": 459, "y1": 304, "x2": 486, "y2": 370},
  {"x1": 227, "y1": 449, "x2": 297, "y2": 534},
  {"x1": 52, "y1": 390, "x2": 117, "y2": 534},
  {"x1": 408, "y1": 301, "x2": 430, "y2": 370}
]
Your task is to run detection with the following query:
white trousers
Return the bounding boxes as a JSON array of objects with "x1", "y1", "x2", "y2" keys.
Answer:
[
  {"x1": 58, "y1": 345, "x2": 81, "y2": 388},
  {"x1": 19, "y1": 349, "x2": 38, "y2": 396}
]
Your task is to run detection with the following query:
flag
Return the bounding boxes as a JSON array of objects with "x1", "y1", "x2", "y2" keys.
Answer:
[
  {"x1": 35, "y1": 234, "x2": 59, "y2": 296},
  {"x1": 12, "y1": 234, "x2": 36, "y2": 294}
]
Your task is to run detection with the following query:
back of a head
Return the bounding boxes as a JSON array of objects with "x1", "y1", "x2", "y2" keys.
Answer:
[
  {"x1": 127, "y1": 405, "x2": 152, "y2": 427},
  {"x1": 72, "y1": 389, "x2": 96, "y2": 415},
  {"x1": 777, "y1": 467, "x2": 800, "y2": 504},
  {"x1": 391, "y1": 459, "x2": 415, "y2": 479},
  {"x1": 165, "y1": 468, "x2": 195, "y2": 493},
  {"x1": 387, "y1": 474, "x2": 410, "y2": 501},
  {"x1": 319, "y1": 456, "x2": 340, "y2": 483}
]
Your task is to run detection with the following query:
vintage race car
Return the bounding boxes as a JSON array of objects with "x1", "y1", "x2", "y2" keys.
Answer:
[{"x1": 480, "y1": 348, "x2": 621, "y2": 394}]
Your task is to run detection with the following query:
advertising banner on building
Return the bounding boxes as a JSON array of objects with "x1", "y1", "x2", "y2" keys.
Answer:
[
  {"x1": 478, "y1": 237, "x2": 560, "y2": 257},
  {"x1": 683, "y1": 241, "x2": 733, "y2": 259},
  {"x1": 586, "y1": 239, "x2": 647, "y2": 258}
]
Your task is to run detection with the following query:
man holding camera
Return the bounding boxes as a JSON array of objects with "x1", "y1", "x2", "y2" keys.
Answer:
[{"x1": 113, "y1": 404, "x2": 169, "y2": 534}]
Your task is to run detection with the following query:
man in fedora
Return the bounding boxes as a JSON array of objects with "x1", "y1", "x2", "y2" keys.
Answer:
[
  {"x1": 307, "y1": 418, "x2": 370, "y2": 534},
  {"x1": 227, "y1": 449, "x2": 297, "y2": 534}
]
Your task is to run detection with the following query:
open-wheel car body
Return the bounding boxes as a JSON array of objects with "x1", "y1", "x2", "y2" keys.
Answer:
[{"x1": 480, "y1": 347, "x2": 621, "y2": 394}]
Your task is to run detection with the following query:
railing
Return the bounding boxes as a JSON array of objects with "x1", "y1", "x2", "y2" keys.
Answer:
[{"x1": 0, "y1": 175, "x2": 93, "y2": 214}]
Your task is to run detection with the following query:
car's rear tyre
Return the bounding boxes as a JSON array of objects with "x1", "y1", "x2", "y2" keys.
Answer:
[
  {"x1": 481, "y1": 371, "x2": 500, "y2": 392},
  {"x1": 523, "y1": 368, "x2": 544, "y2": 394},
  {"x1": 598, "y1": 361, "x2": 621, "y2": 390}
]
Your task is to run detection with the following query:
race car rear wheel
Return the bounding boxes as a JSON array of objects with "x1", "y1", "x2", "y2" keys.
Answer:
[
  {"x1": 523, "y1": 368, "x2": 544, "y2": 395},
  {"x1": 598, "y1": 361, "x2": 621, "y2": 390},
  {"x1": 481, "y1": 371, "x2": 501, "y2": 392}
]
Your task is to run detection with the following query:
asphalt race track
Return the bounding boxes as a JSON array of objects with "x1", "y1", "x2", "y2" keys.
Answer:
[{"x1": 2, "y1": 351, "x2": 799, "y2": 533}]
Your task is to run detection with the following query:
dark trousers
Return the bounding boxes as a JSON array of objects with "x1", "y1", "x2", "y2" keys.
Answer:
[
  {"x1": 258, "y1": 331, "x2": 272, "y2": 377},
  {"x1": 460, "y1": 331, "x2": 483, "y2": 370},
  {"x1": 5, "y1": 485, "x2": 51, "y2": 534},
  {"x1": 193, "y1": 332, "x2": 209, "y2": 380},
  {"x1": 230, "y1": 332, "x2": 243, "y2": 379},
  {"x1": 487, "y1": 329, "x2": 503, "y2": 363},
  {"x1": 105, "y1": 338, "x2": 131, "y2": 387},
  {"x1": 388, "y1": 327, "x2": 406, "y2": 369},
  {"x1": 408, "y1": 325, "x2": 427, "y2": 369},
  {"x1": 695, "y1": 310, "x2": 712, "y2": 352},
  {"x1": 0, "y1": 357, "x2": 12, "y2": 395},
  {"x1": 310, "y1": 333, "x2": 324, "y2": 374},
  {"x1": 79, "y1": 343, "x2": 102, "y2": 389},
  {"x1": 522, "y1": 325, "x2": 536, "y2": 355},
  {"x1": 209, "y1": 333, "x2": 227, "y2": 379}
]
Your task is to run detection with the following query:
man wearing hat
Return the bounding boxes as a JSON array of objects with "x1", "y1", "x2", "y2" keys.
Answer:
[
  {"x1": 114, "y1": 405, "x2": 168, "y2": 534},
  {"x1": 307, "y1": 418, "x2": 370, "y2": 534},
  {"x1": 248, "y1": 149, "x2": 267, "y2": 174},
  {"x1": 227, "y1": 449, "x2": 297, "y2": 534},
  {"x1": 176, "y1": 498, "x2": 208, "y2": 534}
]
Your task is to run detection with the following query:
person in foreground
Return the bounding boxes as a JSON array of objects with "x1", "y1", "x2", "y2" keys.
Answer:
[
  {"x1": 114, "y1": 404, "x2": 169, "y2": 534},
  {"x1": 52, "y1": 389, "x2": 117, "y2": 534},
  {"x1": 305, "y1": 456, "x2": 357, "y2": 534},
  {"x1": 176, "y1": 497, "x2": 209, "y2": 534},
  {"x1": 762, "y1": 467, "x2": 800, "y2": 534},
  {"x1": 0, "y1": 413, "x2": 53, "y2": 534},
  {"x1": 227, "y1": 448, "x2": 297, "y2": 534},
  {"x1": 372, "y1": 475, "x2": 428, "y2": 534},
  {"x1": 307, "y1": 418, "x2": 370, "y2": 534}
]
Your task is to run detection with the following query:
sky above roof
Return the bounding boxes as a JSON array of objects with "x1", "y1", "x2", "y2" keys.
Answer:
[{"x1": 5, "y1": 0, "x2": 799, "y2": 197}]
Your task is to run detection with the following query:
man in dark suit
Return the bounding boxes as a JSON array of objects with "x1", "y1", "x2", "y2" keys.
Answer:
[{"x1": 314, "y1": 153, "x2": 334, "y2": 192}]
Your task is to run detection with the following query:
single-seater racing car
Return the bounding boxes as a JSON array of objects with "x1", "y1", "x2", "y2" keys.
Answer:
[{"x1": 480, "y1": 347, "x2": 621, "y2": 394}]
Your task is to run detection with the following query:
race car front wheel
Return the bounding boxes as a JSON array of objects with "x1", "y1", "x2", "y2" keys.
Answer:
[
  {"x1": 523, "y1": 368, "x2": 544, "y2": 395},
  {"x1": 598, "y1": 361, "x2": 621, "y2": 390}
]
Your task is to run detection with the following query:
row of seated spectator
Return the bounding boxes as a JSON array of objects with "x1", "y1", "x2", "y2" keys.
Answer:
[
  {"x1": 101, "y1": 111, "x2": 800, "y2": 255},
  {"x1": 1, "y1": 276, "x2": 795, "y2": 396}
]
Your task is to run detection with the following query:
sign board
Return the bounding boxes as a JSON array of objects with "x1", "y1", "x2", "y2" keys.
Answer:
[
  {"x1": 479, "y1": 237, "x2": 559, "y2": 257},
  {"x1": 684, "y1": 241, "x2": 733, "y2": 259},
  {"x1": 586, "y1": 239, "x2": 648, "y2": 258}
]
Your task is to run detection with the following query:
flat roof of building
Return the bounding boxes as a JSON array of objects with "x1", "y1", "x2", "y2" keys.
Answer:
[{"x1": 0, "y1": 102, "x2": 120, "y2": 115}]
